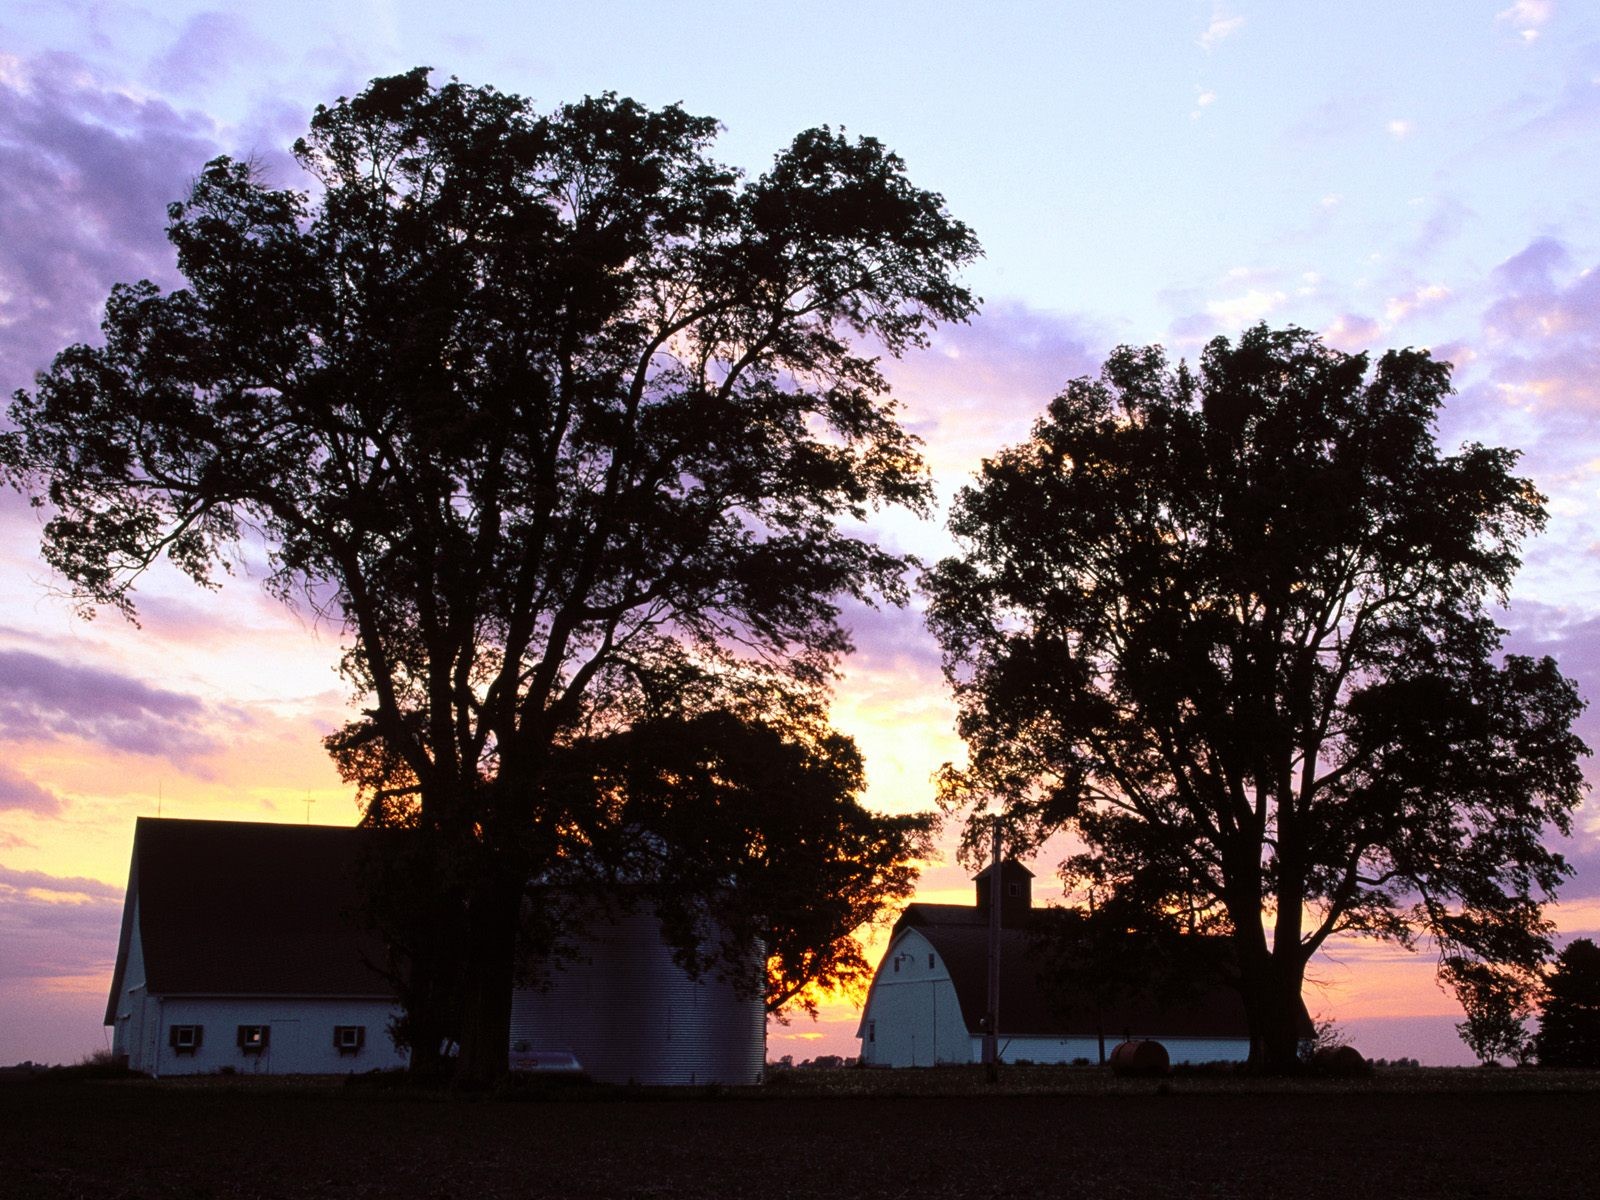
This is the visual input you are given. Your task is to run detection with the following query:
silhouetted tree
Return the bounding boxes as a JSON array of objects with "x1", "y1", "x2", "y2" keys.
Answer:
[
  {"x1": 1448, "y1": 957, "x2": 1535, "y2": 1065},
  {"x1": 550, "y1": 710, "x2": 931, "y2": 1017},
  {"x1": 0, "y1": 69, "x2": 978, "y2": 1083},
  {"x1": 1535, "y1": 938, "x2": 1600, "y2": 1067},
  {"x1": 925, "y1": 325, "x2": 1587, "y2": 1073},
  {"x1": 1031, "y1": 899, "x2": 1219, "y2": 1066}
]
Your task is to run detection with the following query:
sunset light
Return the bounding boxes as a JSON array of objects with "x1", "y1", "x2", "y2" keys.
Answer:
[{"x1": 4, "y1": 2, "x2": 1600, "y2": 1077}]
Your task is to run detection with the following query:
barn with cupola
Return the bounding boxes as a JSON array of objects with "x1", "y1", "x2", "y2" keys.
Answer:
[
  {"x1": 106, "y1": 817, "x2": 765, "y2": 1083},
  {"x1": 856, "y1": 860, "x2": 1294, "y2": 1066}
]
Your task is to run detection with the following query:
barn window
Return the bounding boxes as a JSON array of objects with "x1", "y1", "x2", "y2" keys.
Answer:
[
  {"x1": 334, "y1": 1025, "x2": 365, "y2": 1053},
  {"x1": 893, "y1": 957, "x2": 900, "y2": 973},
  {"x1": 1007, "y1": 882, "x2": 1022, "y2": 898},
  {"x1": 928, "y1": 953, "x2": 935, "y2": 969},
  {"x1": 237, "y1": 1025, "x2": 270, "y2": 1053},
  {"x1": 169, "y1": 1025, "x2": 202, "y2": 1054},
  {"x1": 868, "y1": 1021, "x2": 876, "y2": 1044}
]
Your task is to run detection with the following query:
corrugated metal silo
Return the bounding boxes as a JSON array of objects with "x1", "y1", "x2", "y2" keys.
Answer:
[{"x1": 509, "y1": 908, "x2": 765, "y2": 1086}]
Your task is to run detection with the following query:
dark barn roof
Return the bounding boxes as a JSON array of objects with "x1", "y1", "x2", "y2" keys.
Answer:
[
  {"x1": 892, "y1": 902, "x2": 1311, "y2": 1041},
  {"x1": 105, "y1": 818, "x2": 395, "y2": 1023}
]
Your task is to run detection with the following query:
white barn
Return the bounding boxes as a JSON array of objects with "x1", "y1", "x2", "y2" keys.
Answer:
[
  {"x1": 106, "y1": 817, "x2": 765, "y2": 1083},
  {"x1": 106, "y1": 819, "x2": 409, "y2": 1077},
  {"x1": 857, "y1": 861, "x2": 1283, "y2": 1067}
]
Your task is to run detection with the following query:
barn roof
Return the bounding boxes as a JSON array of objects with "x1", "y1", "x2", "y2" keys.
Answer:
[
  {"x1": 889, "y1": 903, "x2": 1311, "y2": 1041},
  {"x1": 105, "y1": 818, "x2": 395, "y2": 1023}
]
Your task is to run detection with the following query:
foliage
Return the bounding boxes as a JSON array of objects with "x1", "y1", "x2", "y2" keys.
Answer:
[
  {"x1": 1298, "y1": 1014, "x2": 1350, "y2": 1065},
  {"x1": 0, "y1": 68, "x2": 978, "y2": 1081},
  {"x1": 1535, "y1": 937, "x2": 1600, "y2": 1067},
  {"x1": 924, "y1": 325, "x2": 1588, "y2": 1072},
  {"x1": 1447, "y1": 957, "x2": 1536, "y2": 1065},
  {"x1": 547, "y1": 710, "x2": 932, "y2": 1018},
  {"x1": 1031, "y1": 894, "x2": 1227, "y2": 1060}
]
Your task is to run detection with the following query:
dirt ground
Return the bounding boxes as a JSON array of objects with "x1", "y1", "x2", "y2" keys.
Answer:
[{"x1": 3, "y1": 1068, "x2": 1597, "y2": 1199}]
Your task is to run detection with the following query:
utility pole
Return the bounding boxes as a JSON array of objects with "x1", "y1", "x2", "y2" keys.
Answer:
[{"x1": 983, "y1": 813, "x2": 1001, "y2": 1082}]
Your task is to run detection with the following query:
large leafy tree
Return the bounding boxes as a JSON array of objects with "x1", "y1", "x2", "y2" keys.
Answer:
[
  {"x1": 925, "y1": 325, "x2": 1587, "y2": 1072},
  {"x1": 1, "y1": 69, "x2": 978, "y2": 1082}
]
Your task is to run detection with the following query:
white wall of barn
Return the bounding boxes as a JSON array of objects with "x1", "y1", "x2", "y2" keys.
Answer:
[
  {"x1": 857, "y1": 929, "x2": 973, "y2": 1066},
  {"x1": 108, "y1": 893, "x2": 408, "y2": 1076},
  {"x1": 114, "y1": 993, "x2": 408, "y2": 1076},
  {"x1": 977, "y1": 1035, "x2": 1251, "y2": 1065}
]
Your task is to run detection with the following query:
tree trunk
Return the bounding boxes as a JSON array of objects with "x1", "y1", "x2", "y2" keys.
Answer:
[
  {"x1": 1239, "y1": 950, "x2": 1306, "y2": 1074},
  {"x1": 398, "y1": 931, "x2": 458, "y2": 1080},
  {"x1": 359, "y1": 829, "x2": 463, "y2": 1080},
  {"x1": 452, "y1": 872, "x2": 521, "y2": 1088}
]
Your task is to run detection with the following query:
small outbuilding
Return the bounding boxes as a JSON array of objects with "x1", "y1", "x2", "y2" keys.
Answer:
[{"x1": 856, "y1": 861, "x2": 1303, "y2": 1067}]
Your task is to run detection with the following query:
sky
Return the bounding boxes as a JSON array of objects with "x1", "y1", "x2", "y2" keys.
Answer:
[{"x1": 3, "y1": 0, "x2": 1600, "y2": 1068}]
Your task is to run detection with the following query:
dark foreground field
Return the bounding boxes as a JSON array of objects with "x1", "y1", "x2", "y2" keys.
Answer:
[{"x1": 4, "y1": 1068, "x2": 1599, "y2": 1199}]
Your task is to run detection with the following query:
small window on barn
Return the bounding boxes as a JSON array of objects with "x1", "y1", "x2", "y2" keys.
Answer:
[
  {"x1": 868, "y1": 1021, "x2": 876, "y2": 1044},
  {"x1": 334, "y1": 1025, "x2": 365, "y2": 1054},
  {"x1": 928, "y1": 953, "x2": 935, "y2": 969},
  {"x1": 893, "y1": 957, "x2": 900, "y2": 973},
  {"x1": 1007, "y1": 882, "x2": 1022, "y2": 898},
  {"x1": 169, "y1": 1025, "x2": 202, "y2": 1054},
  {"x1": 237, "y1": 1025, "x2": 270, "y2": 1053}
]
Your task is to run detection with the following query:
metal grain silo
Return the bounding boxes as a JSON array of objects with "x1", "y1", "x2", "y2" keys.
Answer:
[{"x1": 509, "y1": 907, "x2": 765, "y2": 1086}]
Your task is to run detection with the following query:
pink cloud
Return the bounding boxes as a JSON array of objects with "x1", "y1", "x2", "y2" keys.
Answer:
[
  {"x1": 1322, "y1": 313, "x2": 1383, "y2": 350},
  {"x1": 1440, "y1": 237, "x2": 1600, "y2": 475},
  {"x1": 1480, "y1": 253, "x2": 1600, "y2": 409},
  {"x1": 0, "y1": 764, "x2": 62, "y2": 815},
  {"x1": 837, "y1": 596, "x2": 943, "y2": 678},
  {"x1": 882, "y1": 300, "x2": 1110, "y2": 479}
]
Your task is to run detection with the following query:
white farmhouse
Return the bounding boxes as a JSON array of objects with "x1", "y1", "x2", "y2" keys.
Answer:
[
  {"x1": 857, "y1": 861, "x2": 1276, "y2": 1067},
  {"x1": 106, "y1": 817, "x2": 766, "y2": 1083}
]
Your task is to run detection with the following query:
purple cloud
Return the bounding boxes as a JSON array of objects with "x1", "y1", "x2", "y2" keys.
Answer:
[
  {"x1": 0, "y1": 647, "x2": 213, "y2": 761},
  {"x1": 1506, "y1": 40, "x2": 1600, "y2": 144},
  {"x1": 150, "y1": 12, "x2": 263, "y2": 95},
  {"x1": 838, "y1": 595, "x2": 945, "y2": 679},
  {"x1": 882, "y1": 300, "x2": 1111, "y2": 477},
  {"x1": 0, "y1": 764, "x2": 62, "y2": 815},
  {"x1": 0, "y1": 866, "x2": 123, "y2": 986},
  {"x1": 1477, "y1": 236, "x2": 1600, "y2": 416},
  {"x1": 0, "y1": 52, "x2": 220, "y2": 397}
]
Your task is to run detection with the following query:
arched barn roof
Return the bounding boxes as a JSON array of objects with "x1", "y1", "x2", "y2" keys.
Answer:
[{"x1": 889, "y1": 902, "x2": 1312, "y2": 1041}]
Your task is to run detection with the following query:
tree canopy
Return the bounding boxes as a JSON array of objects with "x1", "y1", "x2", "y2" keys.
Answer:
[
  {"x1": 1, "y1": 68, "x2": 978, "y2": 1081},
  {"x1": 549, "y1": 710, "x2": 931, "y2": 1018},
  {"x1": 1535, "y1": 938, "x2": 1600, "y2": 1068},
  {"x1": 925, "y1": 324, "x2": 1588, "y2": 1072}
]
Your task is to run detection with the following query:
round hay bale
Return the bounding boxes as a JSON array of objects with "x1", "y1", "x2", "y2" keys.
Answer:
[
  {"x1": 1311, "y1": 1044, "x2": 1370, "y2": 1077},
  {"x1": 1109, "y1": 1039, "x2": 1170, "y2": 1077}
]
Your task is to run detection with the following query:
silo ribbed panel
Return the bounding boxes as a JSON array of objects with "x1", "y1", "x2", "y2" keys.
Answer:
[{"x1": 510, "y1": 911, "x2": 765, "y2": 1086}]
